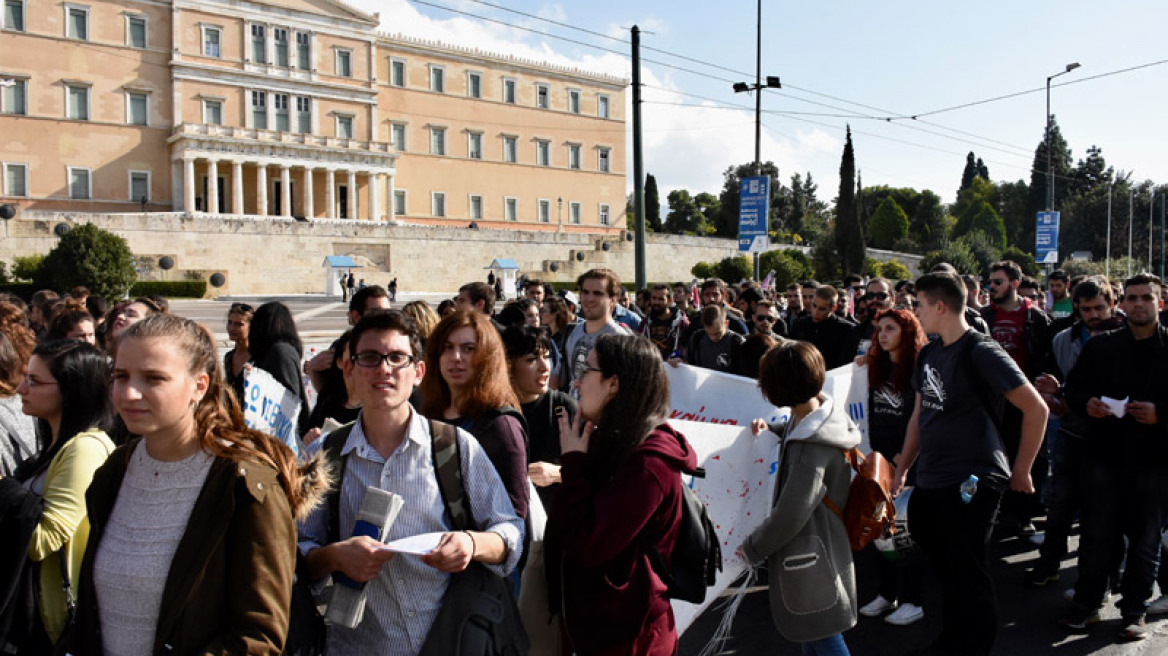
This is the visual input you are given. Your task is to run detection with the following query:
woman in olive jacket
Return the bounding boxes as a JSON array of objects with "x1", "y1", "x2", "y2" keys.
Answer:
[
  {"x1": 742, "y1": 341, "x2": 860, "y2": 656},
  {"x1": 59, "y1": 315, "x2": 326, "y2": 656}
]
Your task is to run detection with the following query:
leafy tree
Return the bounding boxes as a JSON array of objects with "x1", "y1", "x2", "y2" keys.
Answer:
[
  {"x1": 976, "y1": 158, "x2": 989, "y2": 181},
  {"x1": 920, "y1": 240, "x2": 980, "y2": 276},
  {"x1": 952, "y1": 177, "x2": 996, "y2": 233},
  {"x1": 965, "y1": 201, "x2": 1008, "y2": 249},
  {"x1": 868, "y1": 197, "x2": 910, "y2": 249},
  {"x1": 714, "y1": 255, "x2": 753, "y2": 284},
  {"x1": 12, "y1": 255, "x2": 44, "y2": 281},
  {"x1": 994, "y1": 180, "x2": 1031, "y2": 248},
  {"x1": 664, "y1": 189, "x2": 703, "y2": 235},
  {"x1": 960, "y1": 152, "x2": 978, "y2": 194},
  {"x1": 1025, "y1": 116, "x2": 1073, "y2": 248},
  {"x1": 958, "y1": 231, "x2": 1002, "y2": 277},
  {"x1": 811, "y1": 232, "x2": 842, "y2": 281},
  {"x1": 644, "y1": 173, "x2": 662, "y2": 232},
  {"x1": 789, "y1": 173, "x2": 806, "y2": 238},
  {"x1": 0, "y1": 262, "x2": 8, "y2": 284},
  {"x1": 759, "y1": 249, "x2": 812, "y2": 290},
  {"x1": 715, "y1": 161, "x2": 785, "y2": 238},
  {"x1": 625, "y1": 193, "x2": 635, "y2": 231},
  {"x1": 34, "y1": 223, "x2": 136, "y2": 299},
  {"x1": 878, "y1": 259, "x2": 913, "y2": 281},
  {"x1": 691, "y1": 261, "x2": 715, "y2": 279},
  {"x1": 1000, "y1": 246, "x2": 1039, "y2": 277},
  {"x1": 834, "y1": 126, "x2": 866, "y2": 274}
]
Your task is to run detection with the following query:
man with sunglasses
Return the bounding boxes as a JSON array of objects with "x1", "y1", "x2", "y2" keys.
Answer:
[
  {"x1": 1060, "y1": 274, "x2": 1168, "y2": 641},
  {"x1": 741, "y1": 286, "x2": 786, "y2": 337},
  {"x1": 842, "y1": 277, "x2": 894, "y2": 363}
]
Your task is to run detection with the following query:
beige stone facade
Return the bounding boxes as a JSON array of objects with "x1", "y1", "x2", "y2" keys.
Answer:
[{"x1": 0, "y1": 0, "x2": 627, "y2": 232}]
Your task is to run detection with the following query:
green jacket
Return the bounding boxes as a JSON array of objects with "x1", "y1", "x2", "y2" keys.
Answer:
[{"x1": 61, "y1": 439, "x2": 297, "y2": 656}]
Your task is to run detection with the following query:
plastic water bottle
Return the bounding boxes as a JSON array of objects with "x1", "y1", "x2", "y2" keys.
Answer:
[{"x1": 960, "y1": 475, "x2": 979, "y2": 504}]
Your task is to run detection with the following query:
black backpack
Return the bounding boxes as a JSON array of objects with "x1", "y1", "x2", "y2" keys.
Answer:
[{"x1": 643, "y1": 467, "x2": 723, "y2": 604}]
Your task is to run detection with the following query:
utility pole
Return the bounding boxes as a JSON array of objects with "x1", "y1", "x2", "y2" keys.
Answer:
[
  {"x1": 1105, "y1": 183, "x2": 1112, "y2": 281},
  {"x1": 1128, "y1": 188, "x2": 1134, "y2": 279},
  {"x1": 631, "y1": 26, "x2": 646, "y2": 291},
  {"x1": 1149, "y1": 190, "x2": 1155, "y2": 272}
]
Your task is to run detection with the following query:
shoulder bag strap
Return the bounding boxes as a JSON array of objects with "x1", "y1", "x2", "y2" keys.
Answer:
[
  {"x1": 429, "y1": 419, "x2": 473, "y2": 531},
  {"x1": 325, "y1": 422, "x2": 355, "y2": 544}
]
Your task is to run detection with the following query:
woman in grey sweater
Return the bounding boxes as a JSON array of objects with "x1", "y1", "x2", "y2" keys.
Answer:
[{"x1": 741, "y1": 340, "x2": 860, "y2": 656}]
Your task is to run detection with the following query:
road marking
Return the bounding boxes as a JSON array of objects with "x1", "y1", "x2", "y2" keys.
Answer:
[{"x1": 294, "y1": 302, "x2": 345, "y2": 322}]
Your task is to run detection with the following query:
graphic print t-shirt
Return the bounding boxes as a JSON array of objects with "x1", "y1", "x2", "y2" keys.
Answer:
[
  {"x1": 868, "y1": 381, "x2": 914, "y2": 460},
  {"x1": 990, "y1": 302, "x2": 1029, "y2": 372},
  {"x1": 911, "y1": 331, "x2": 1026, "y2": 489},
  {"x1": 560, "y1": 320, "x2": 631, "y2": 391}
]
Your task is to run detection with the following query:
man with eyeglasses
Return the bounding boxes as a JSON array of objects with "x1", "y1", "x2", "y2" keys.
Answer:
[
  {"x1": 980, "y1": 260, "x2": 1052, "y2": 540},
  {"x1": 304, "y1": 285, "x2": 393, "y2": 393},
  {"x1": 298, "y1": 309, "x2": 523, "y2": 655},
  {"x1": 1060, "y1": 273, "x2": 1168, "y2": 641}
]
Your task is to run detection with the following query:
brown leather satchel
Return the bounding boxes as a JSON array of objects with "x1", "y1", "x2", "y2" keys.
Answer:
[{"x1": 822, "y1": 448, "x2": 897, "y2": 551}]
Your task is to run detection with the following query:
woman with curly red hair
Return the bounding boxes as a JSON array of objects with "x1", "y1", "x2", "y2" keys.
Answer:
[{"x1": 857, "y1": 308, "x2": 930, "y2": 627}]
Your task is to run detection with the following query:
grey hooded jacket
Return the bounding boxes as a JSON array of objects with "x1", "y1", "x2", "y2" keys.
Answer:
[{"x1": 742, "y1": 392, "x2": 860, "y2": 643}]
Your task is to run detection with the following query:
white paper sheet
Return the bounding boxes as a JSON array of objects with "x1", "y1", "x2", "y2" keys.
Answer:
[
  {"x1": 1102, "y1": 396, "x2": 1128, "y2": 418},
  {"x1": 377, "y1": 532, "x2": 445, "y2": 556}
]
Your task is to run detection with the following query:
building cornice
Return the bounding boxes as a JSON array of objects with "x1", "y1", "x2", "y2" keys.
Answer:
[{"x1": 172, "y1": 61, "x2": 378, "y2": 103}]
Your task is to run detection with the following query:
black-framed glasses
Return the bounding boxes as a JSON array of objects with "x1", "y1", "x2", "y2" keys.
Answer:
[
  {"x1": 868, "y1": 292, "x2": 890, "y2": 301},
  {"x1": 988, "y1": 279, "x2": 1009, "y2": 287},
  {"x1": 229, "y1": 302, "x2": 254, "y2": 314},
  {"x1": 754, "y1": 315, "x2": 776, "y2": 322},
  {"x1": 580, "y1": 365, "x2": 604, "y2": 376},
  {"x1": 352, "y1": 351, "x2": 415, "y2": 369}
]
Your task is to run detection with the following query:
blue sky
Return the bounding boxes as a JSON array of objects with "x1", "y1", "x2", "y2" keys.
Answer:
[{"x1": 361, "y1": 0, "x2": 1168, "y2": 206}]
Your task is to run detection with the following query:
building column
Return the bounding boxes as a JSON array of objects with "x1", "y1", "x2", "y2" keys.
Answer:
[
  {"x1": 232, "y1": 161, "x2": 244, "y2": 215},
  {"x1": 280, "y1": 165, "x2": 292, "y2": 217},
  {"x1": 206, "y1": 158, "x2": 220, "y2": 215},
  {"x1": 302, "y1": 167, "x2": 314, "y2": 220},
  {"x1": 387, "y1": 173, "x2": 396, "y2": 222},
  {"x1": 370, "y1": 172, "x2": 382, "y2": 222},
  {"x1": 325, "y1": 169, "x2": 336, "y2": 219},
  {"x1": 347, "y1": 170, "x2": 357, "y2": 219},
  {"x1": 257, "y1": 165, "x2": 268, "y2": 216},
  {"x1": 182, "y1": 157, "x2": 196, "y2": 213}
]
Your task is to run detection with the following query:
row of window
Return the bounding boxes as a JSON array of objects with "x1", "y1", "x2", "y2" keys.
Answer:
[
  {"x1": 1, "y1": 79, "x2": 151, "y2": 125},
  {"x1": 406, "y1": 125, "x2": 611, "y2": 172},
  {"x1": 390, "y1": 59, "x2": 611, "y2": 117},
  {"x1": 2, "y1": 0, "x2": 149, "y2": 48},
  {"x1": 2, "y1": 163, "x2": 149, "y2": 201},
  {"x1": 414, "y1": 191, "x2": 611, "y2": 225}
]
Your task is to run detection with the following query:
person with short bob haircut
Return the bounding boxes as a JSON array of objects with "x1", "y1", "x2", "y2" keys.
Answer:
[{"x1": 743, "y1": 340, "x2": 860, "y2": 655}]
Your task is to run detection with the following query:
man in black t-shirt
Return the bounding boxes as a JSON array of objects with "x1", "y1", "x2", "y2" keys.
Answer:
[{"x1": 891, "y1": 271, "x2": 1048, "y2": 656}]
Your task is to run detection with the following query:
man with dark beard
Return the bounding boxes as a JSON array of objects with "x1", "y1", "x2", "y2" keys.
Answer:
[{"x1": 638, "y1": 284, "x2": 689, "y2": 361}]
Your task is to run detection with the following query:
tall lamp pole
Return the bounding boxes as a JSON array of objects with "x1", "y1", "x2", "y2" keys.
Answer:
[
  {"x1": 733, "y1": 0, "x2": 780, "y2": 281},
  {"x1": 1045, "y1": 62, "x2": 1081, "y2": 211}
]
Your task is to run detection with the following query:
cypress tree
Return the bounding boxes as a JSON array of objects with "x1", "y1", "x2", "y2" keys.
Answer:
[
  {"x1": 834, "y1": 126, "x2": 866, "y2": 274},
  {"x1": 644, "y1": 173, "x2": 662, "y2": 232}
]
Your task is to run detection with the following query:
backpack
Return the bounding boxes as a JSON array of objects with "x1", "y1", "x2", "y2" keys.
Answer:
[
  {"x1": 642, "y1": 467, "x2": 723, "y2": 604},
  {"x1": 822, "y1": 447, "x2": 897, "y2": 552}
]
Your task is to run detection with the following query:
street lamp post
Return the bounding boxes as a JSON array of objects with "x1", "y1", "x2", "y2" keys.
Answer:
[
  {"x1": 1045, "y1": 62, "x2": 1081, "y2": 211},
  {"x1": 557, "y1": 196, "x2": 563, "y2": 233},
  {"x1": 733, "y1": 0, "x2": 781, "y2": 281}
]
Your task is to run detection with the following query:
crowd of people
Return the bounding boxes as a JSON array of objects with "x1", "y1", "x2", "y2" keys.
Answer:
[{"x1": 0, "y1": 259, "x2": 1165, "y2": 656}]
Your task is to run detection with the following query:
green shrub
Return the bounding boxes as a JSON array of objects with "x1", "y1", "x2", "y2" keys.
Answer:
[
  {"x1": 869, "y1": 197, "x2": 910, "y2": 249},
  {"x1": 879, "y1": 259, "x2": 913, "y2": 281},
  {"x1": 691, "y1": 261, "x2": 715, "y2": 279},
  {"x1": 34, "y1": 224, "x2": 136, "y2": 299},
  {"x1": 1001, "y1": 247, "x2": 1039, "y2": 277},
  {"x1": 12, "y1": 255, "x2": 44, "y2": 282},
  {"x1": 128, "y1": 280, "x2": 207, "y2": 298}
]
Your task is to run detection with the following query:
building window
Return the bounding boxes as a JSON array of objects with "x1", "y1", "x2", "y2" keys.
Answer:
[
  {"x1": 251, "y1": 90, "x2": 266, "y2": 129},
  {"x1": 429, "y1": 65, "x2": 444, "y2": 93},
  {"x1": 599, "y1": 203, "x2": 610, "y2": 226},
  {"x1": 598, "y1": 147, "x2": 611, "y2": 173},
  {"x1": 126, "y1": 91, "x2": 148, "y2": 126},
  {"x1": 538, "y1": 199, "x2": 550, "y2": 223},
  {"x1": 393, "y1": 189, "x2": 406, "y2": 216},
  {"x1": 273, "y1": 93, "x2": 289, "y2": 131},
  {"x1": 296, "y1": 32, "x2": 311, "y2": 69},
  {"x1": 335, "y1": 49, "x2": 352, "y2": 78},
  {"x1": 66, "y1": 5, "x2": 88, "y2": 40},
  {"x1": 391, "y1": 122, "x2": 406, "y2": 152},
  {"x1": 429, "y1": 127, "x2": 445, "y2": 155},
  {"x1": 568, "y1": 144, "x2": 581, "y2": 170},
  {"x1": 127, "y1": 15, "x2": 147, "y2": 48},
  {"x1": 3, "y1": 0, "x2": 24, "y2": 31},
  {"x1": 503, "y1": 78, "x2": 516, "y2": 104},
  {"x1": 432, "y1": 192, "x2": 445, "y2": 217},
  {"x1": 3, "y1": 163, "x2": 28, "y2": 197},
  {"x1": 336, "y1": 115, "x2": 353, "y2": 139},
  {"x1": 504, "y1": 197, "x2": 517, "y2": 221},
  {"x1": 536, "y1": 83, "x2": 549, "y2": 109},
  {"x1": 536, "y1": 140, "x2": 550, "y2": 167},
  {"x1": 570, "y1": 201, "x2": 582, "y2": 224},
  {"x1": 68, "y1": 167, "x2": 90, "y2": 199},
  {"x1": 390, "y1": 58, "x2": 405, "y2": 86},
  {"x1": 250, "y1": 24, "x2": 266, "y2": 64},
  {"x1": 568, "y1": 89, "x2": 580, "y2": 114},
  {"x1": 65, "y1": 84, "x2": 89, "y2": 121},
  {"x1": 203, "y1": 99, "x2": 222, "y2": 125},
  {"x1": 502, "y1": 136, "x2": 517, "y2": 163},
  {"x1": 598, "y1": 94, "x2": 610, "y2": 118},
  {"x1": 295, "y1": 96, "x2": 310, "y2": 133},
  {"x1": 202, "y1": 26, "x2": 221, "y2": 57},
  {"x1": 467, "y1": 132, "x2": 482, "y2": 160},
  {"x1": 273, "y1": 28, "x2": 289, "y2": 67},
  {"x1": 467, "y1": 72, "x2": 481, "y2": 99},
  {"x1": 1, "y1": 78, "x2": 26, "y2": 115},
  {"x1": 129, "y1": 170, "x2": 149, "y2": 202},
  {"x1": 468, "y1": 194, "x2": 482, "y2": 220}
]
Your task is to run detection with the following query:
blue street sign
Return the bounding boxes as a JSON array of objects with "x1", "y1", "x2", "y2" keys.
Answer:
[
  {"x1": 1035, "y1": 211, "x2": 1060, "y2": 264},
  {"x1": 738, "y1": 176, "x2": 770, "y2": 253}
]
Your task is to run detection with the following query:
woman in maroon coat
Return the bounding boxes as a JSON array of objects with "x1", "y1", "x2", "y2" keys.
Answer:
[{"x1": 547, "y1": 334, "x2": 698, "y2": 656}]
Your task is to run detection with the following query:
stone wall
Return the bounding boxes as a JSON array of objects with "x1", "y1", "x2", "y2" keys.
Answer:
[{"x1": 2, "y1": 212, "x2": 922, "y2": 294}]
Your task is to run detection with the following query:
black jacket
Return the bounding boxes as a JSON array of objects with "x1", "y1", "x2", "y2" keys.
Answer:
[{"x1": 789, "y1": 314, "x2": 856, "y2": 370}]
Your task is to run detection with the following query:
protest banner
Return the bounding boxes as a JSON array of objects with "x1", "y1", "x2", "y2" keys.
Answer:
[{"x1": 243, "y1": 367, "x2": 302, "y2": 455}]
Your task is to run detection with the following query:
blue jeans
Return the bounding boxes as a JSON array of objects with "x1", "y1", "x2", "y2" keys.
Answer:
[{"x1": 801, "y1": 633, "x2": 849, "y2": 656}]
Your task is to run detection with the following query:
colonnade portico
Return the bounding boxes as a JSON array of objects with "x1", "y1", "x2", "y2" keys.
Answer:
[{"x1": 171, "y1": 126, "x2": 397, "y2": 221}]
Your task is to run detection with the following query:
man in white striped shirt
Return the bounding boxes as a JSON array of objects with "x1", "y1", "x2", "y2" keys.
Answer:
[{"x1": 298, "y1": 310, "x2": 523, "y2": 655}]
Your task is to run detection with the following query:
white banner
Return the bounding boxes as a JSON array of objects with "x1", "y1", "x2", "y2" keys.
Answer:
[{"x1": 243, "y1": 367, "x2": 302, "y2": 455}]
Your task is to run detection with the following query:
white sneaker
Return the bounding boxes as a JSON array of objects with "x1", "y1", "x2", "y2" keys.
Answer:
[
  {"x1": 859, "y1": 595, "x2": 896, "y2": 617},
  {"x1": 1064, "y1": 588, "x2": 1113, "y2": 604},
  {"x1": 1148, "y1": 594, "x2": 1168, "y2": 614},
  {"x1": 884, "y1": 603, "x2": 925, "y2": 626}
]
